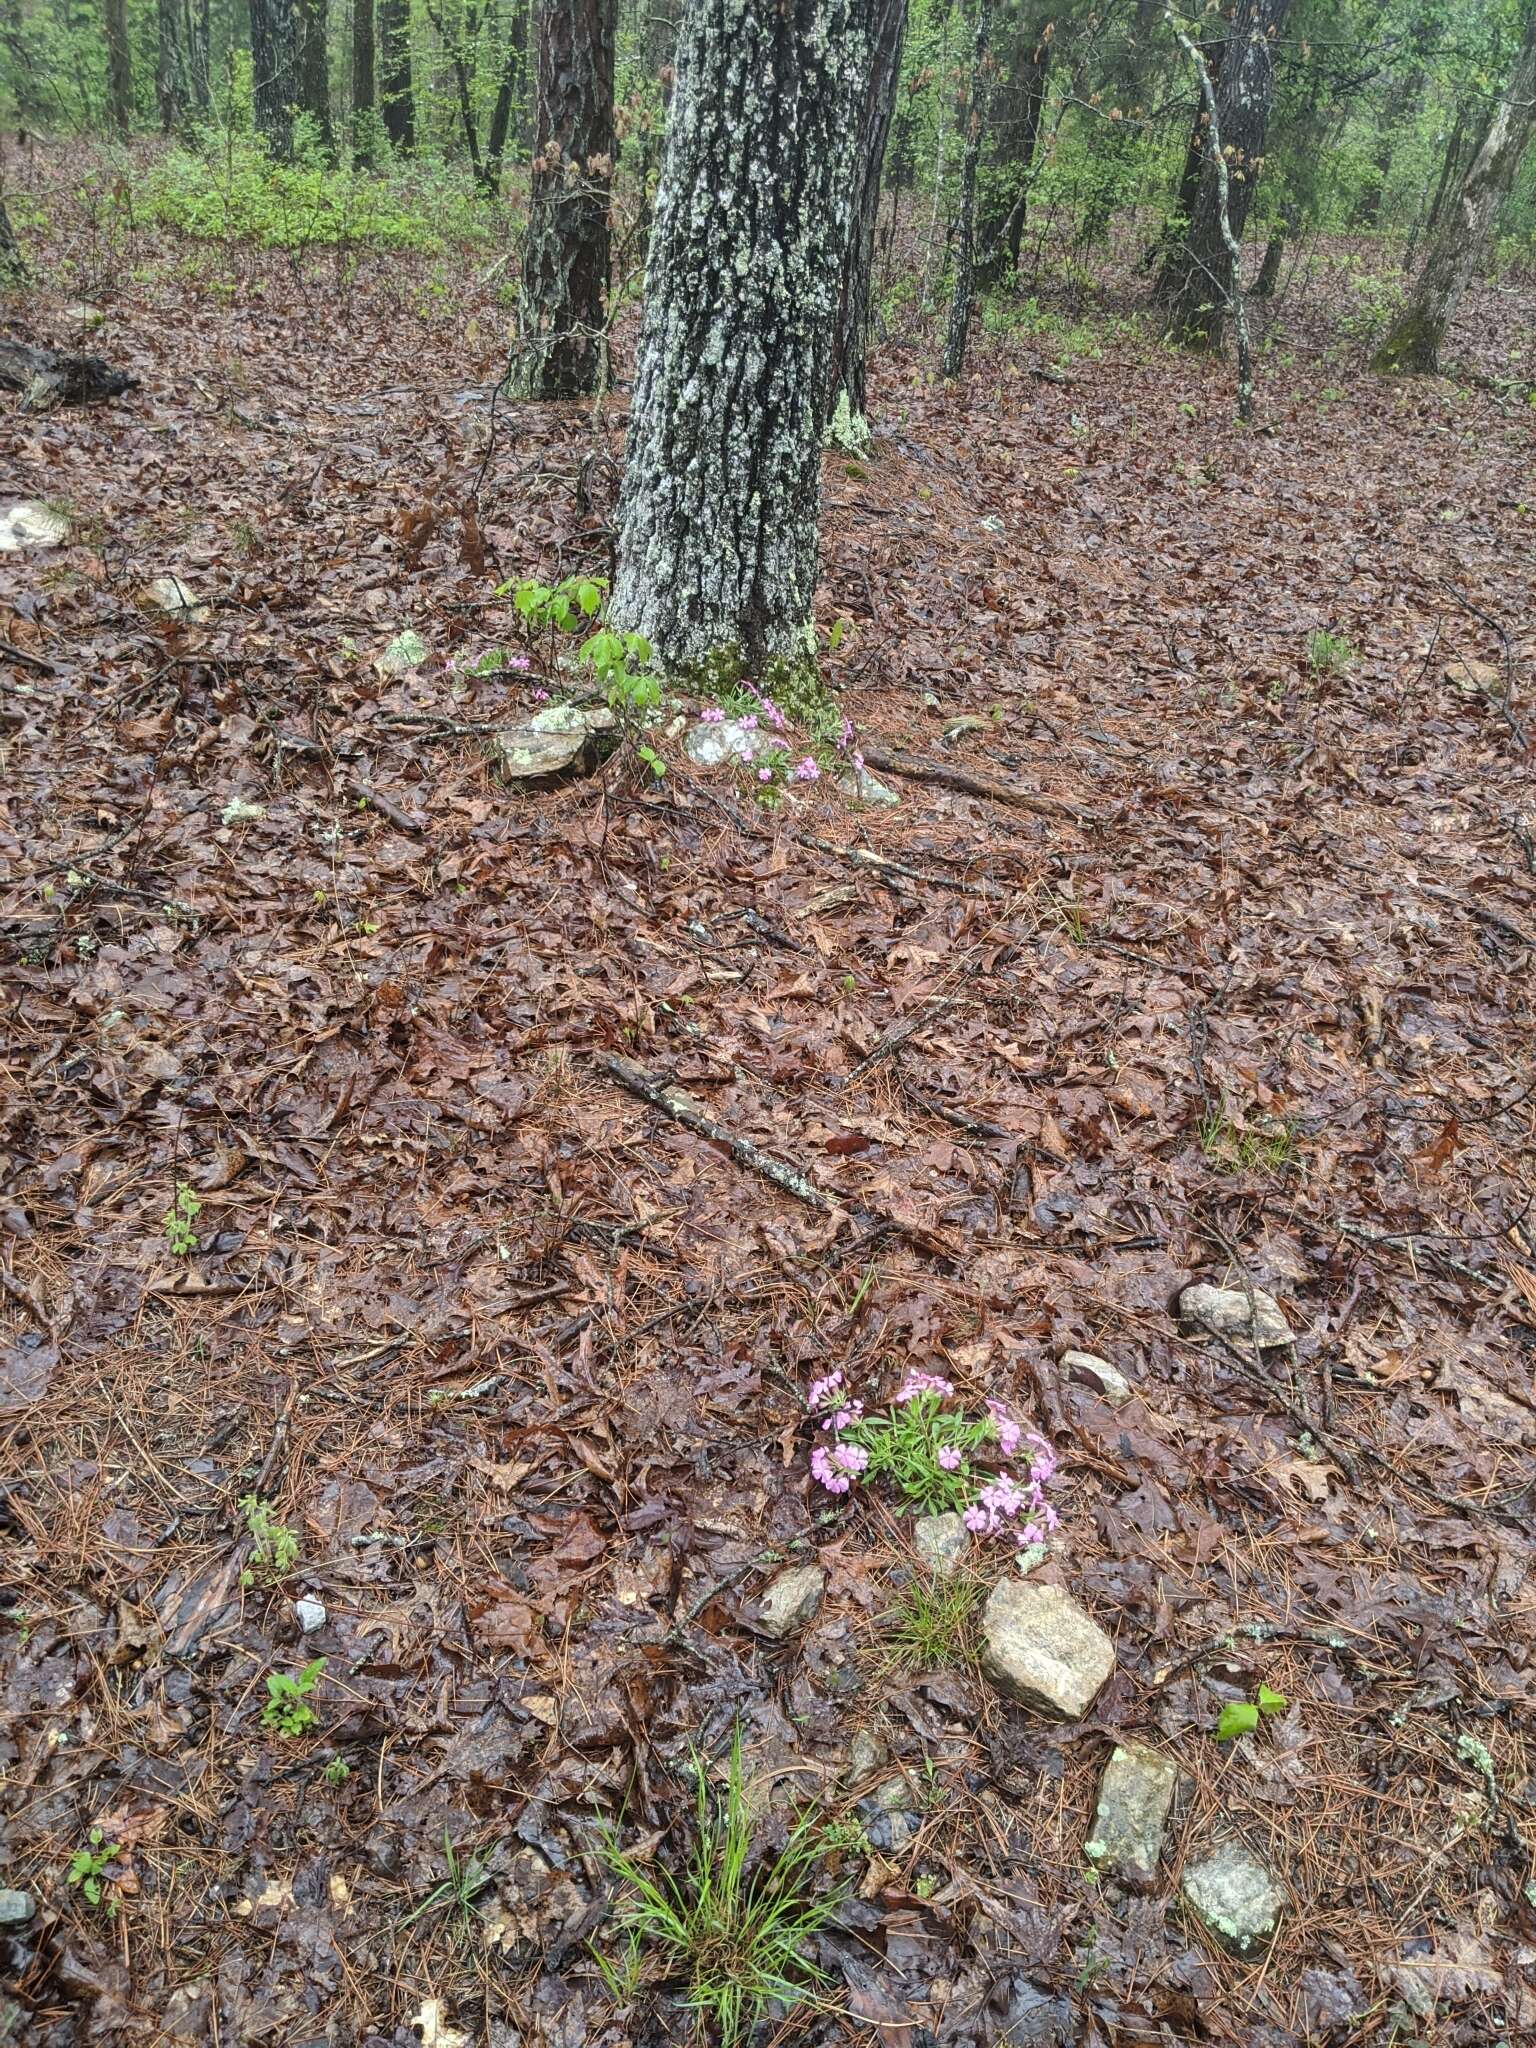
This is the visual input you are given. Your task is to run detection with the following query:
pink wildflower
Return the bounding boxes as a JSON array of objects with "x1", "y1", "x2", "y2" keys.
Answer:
[
  {"x1": 838, "y1": 717, "x2": 855, "y2": 750},
  {"x1": 987, "y1": 1400, "x2": 1022, "y2": 1457},
  {"x1": 937, "y1": 1445, "x2": 962, "y2": 1471},
  {"x1": 739, "y1": 714, "x2": 758, "y2": 730},
  {"x1": 794, "y1": 757, "x2": 820, "y2": 783},
  {"x1": 810, "y1": 1445, "x2": 850, "y2": 1494},
  {"x1": 757, "y1": 766, "x2": 773, "y2": 783},
  {"x1": 895, "y1": 1371, "x2": 955, "y2": 1404},
  {"x1": 851, "y1": 751, "x2": 865, "y2": 771},
  {"x1": 1025, "y1": 1431, "x2": 1058, "y2": 1483},
  {"x1": 1020, "y1": 1522, "x2": 1045, "y2": 1547},
  {"x1": 832, "y1": 1442, "x2": 869, "y2": 1475},
  {"x1": 699, "y1": 705, "x2": 725, "y2": 723},
  {"x1": 509, "y1": 653, "x2": 531, "y2": 672},
  {"x1": 532, "y1": 688, "x2": 550, "y2": 703},
  {"x1": 807, "y1": 1371, "x2": 843, "y2": 1410}
]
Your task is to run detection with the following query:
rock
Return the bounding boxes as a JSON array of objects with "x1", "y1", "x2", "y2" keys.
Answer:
[
  {"x1": 1180, "y1": 1281, "x2": 1293, "y2": 1350},
  {"x1": 683, "y1": 717, "x2": 769, "y2": 768},
  {"x1": 373, "y1": 628, "x2": 430, "y2": 678},
  {"x1": 146, "y1": 574, "x2": 210, "y2": 622},
  {"x1": 838, "y1": 761, "x2": 900, "y2": 806},
  {"x1": 0, "y1": 501, "x2": 69, "y2": 552},
  {"x1": 491, "y1": 703, "x2": 615, "y2": 782},
  {"x1": 846, "y1": 1727, "x2": 887, "y2": 1781},
  {"x1": 979, "y1": 1579, "x2": 1115, "y2": 1719},
  {"x1": 913, "y1": 1512, "x2": 970, "y2": 1578},
  {"x1": 1061, "y1": 1350, "x2": 1132, "y2": 1407},
  {"x1": 294, "y1": 1594, "x2": 326, "y2": 1634},
  {"x1": 1182, "y1": 1839, "x2": 1285, "y2": 1954},
  {"x1": 1444, "y1": 656, "x2": 1502, "y2": 699},
  {"x1": 0, "y1": 1889, "x2": 34, "y2": 1926},
  {"x1": 755, "y1": 1564, "x2": 826, "y2": 1639},
  {"x1": 1084, "y1": 1744, "x2": 1178, "y2": 1886},
  {"x1": 220, "y1": 797, "x2": 267, "y2": 827},
  {"x1": 65, "y1": 303, "x2": 108, "y2": 331}
]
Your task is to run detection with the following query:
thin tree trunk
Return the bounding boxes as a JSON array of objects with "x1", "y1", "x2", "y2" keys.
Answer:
[
  {"x1": 1251, "y1": 219, "x2": 1286, "y2": 298},
  {"x1": 979, "y1": 17, "x2": 1053, "y2": 287},
  {"x1": 827, "y1": 0, "x2": 908, "y2": 436},
  {"x1": 1165, "y1": 3, "x2": 1255, "y2": 416},
  {"x1": 515, "y1": 0, "x2": 616, "y2": 389},
  {"x1": 485, "y1": 0, "x2": 530, "y2": 186},
  {"x1": 296, "y1": 0, "x2": 336, "y2": 156},
  {"x1": 1156, "y1": 0, "x2": 1292, "y2": 350},
  {"x1": 379, "y1": 0, "x2": 414, "y2": 150},
  {"x1": 157, "y1": 0, "x2": 183, "y2": 131},
  {"x1": 1373, "y1": 7, "x2": 1536, "y2": 374},
  {"x1": 182, "y1": 0, "x2": 212, "y2": 115},
  {"x1": 612, "y1": 0, "x2": 874, "y2": 670},
  {"x1": 106, "y1": 0, "x2": 134, "y2": 137},
  {"x1": 0, "y1": 193, "x2": 28, "y2": 285},
  {"x1": 1144, "y1": 31, "x2": 1223, "y2": 273},
  {"x1": 251, "y1": 0, "x2": 300, "y2": 158},
  {"x1": 353, "y1": 0, "x2": 377, "y2": 164},
  {"x1": 943, "y1": 0, "x2": 994, "y2": 378}
]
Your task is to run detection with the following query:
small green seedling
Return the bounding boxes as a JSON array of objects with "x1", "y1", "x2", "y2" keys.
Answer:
[
  {"x1": 66, "y1": 1828, "x2": 121, "y2": 1909},
  {"x1": 1214, "y1": 1683, "x2": 1288, "y2": 1741},
  {"x1": 1306, "y1": 628, "x2": 1354, "y2": 675},
  {"x1": 261, "y1": 1657, "x2": 325, "y2": 1738},
  {"x1": 400, "y1": 1827, "x2": 493, "y2": 1938},
  {"x1": 239, "y1": 1494, "x2": 300, "y2": 1585},
  {"x1": 162, "y1": 1182, "x2": 201, "y2": 1255},
  {"x1": 322, "y1": 1756, "x2": 352, "y2": 1787}
]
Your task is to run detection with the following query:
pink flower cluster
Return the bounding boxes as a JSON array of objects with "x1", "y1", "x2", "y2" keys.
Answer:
[
  {"x1": 699, "y1": 705, "x2": 725, "y2": 723},
  {"x1": 963, "y1": 1432, "x2": 1060, "y2": 1547},
  {"x1": 810, "y1": 1441, "x2": 869, "y2": 1493},
  {"x1": 794, "y1": 757, "x2": 820, "y2": 783},
  {"x1": 895, "y1": 1371, "x2": 955, "y2": 1404}
]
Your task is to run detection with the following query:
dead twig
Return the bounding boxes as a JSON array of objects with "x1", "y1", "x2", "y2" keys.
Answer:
[{"x1": 855, "y1": 742, "x2": 1082, "y2": 822}]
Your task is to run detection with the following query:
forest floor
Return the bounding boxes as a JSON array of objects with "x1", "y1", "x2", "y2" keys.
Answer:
[{"x1": 3, "y1": 145, "x2": 1536, "y2": 2048}]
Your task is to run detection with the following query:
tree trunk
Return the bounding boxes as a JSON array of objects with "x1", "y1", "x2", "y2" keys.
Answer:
[
  {"x1": 105, "y1": 0, "x2": 134, "y2": 136},
  {"x1": 182, "y1": 0, "x2": 212, "y2": 116},
  {"x1": 978, "y1": 16, "x2": 1053, "y2": 287},
  {"x1": 515, "y1": 0, "x2": 615, "y2": 388},
  {"x1": 1373, "y1": 7, "x2": 1536, "y2": 374},
  {"x1": 157, "y1": 0, "x2": 184, "y2": 132},
  {"x1": 352, "y1": 0, "x2": 377, "y2": 163},
  {"x1": 3, "y1": 0, "x2": 43, "y2": 131},
  {"x1": 611, "y1": 0, "x2": 874, "y2": 670},
  {"x1": 1156, "y1": 0, "x2": 1292, "y2": 349},
  {"x1": 485, "y1": 0, "x2": 530, "y2": 186},
  {"x1": 1079, "y1": 0, "x2": 1159, "y2": 246},
  {"x1": 1, "y1": 193, "x2": 28, "y2": 286},
  {"x1": 251, "y1": 0, "x2": 300, "y2": 158},
  {"x1": 379, "y1": 0, "x2": 414, "y2": 150},
  {"x1": 296, "y1": 0, "x2": 335, "y2": 156},
  {"x1": 827, "y1": 0, "x2": 907, "y2": 435},
  {"x1": 1251, "y1": 219, "x2": 1285, "y2": 298},
  {"x1": 943, "y1": 0, "x2": 993, "y2": 379}
]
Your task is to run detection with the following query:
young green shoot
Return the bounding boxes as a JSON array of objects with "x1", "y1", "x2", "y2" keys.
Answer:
[
  {"x1": 239, "y1": 1494, "x2": 300, "y2": 1585},
  {"x1": 66, "y1": 1827, "x2": 121, "y2": 1911},
  {"x1": 162, "y1": 1182, "x2": 201, "y2": 1255},
  {"x1": 1213, "y1": 1683, "x2": 1288, "y2": 1741},
  {"x1": 399, "y1": 1828, "x2": 494, "y2": 1939},
  {"x1": 260, "y1": 1657, "x2": 325, "y2": 1738}
]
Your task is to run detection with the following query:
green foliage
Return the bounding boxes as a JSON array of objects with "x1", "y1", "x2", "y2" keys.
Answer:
[
  {"x1": 162, "y1": 1182, "x2": 201, "y2": 1256},
  {"x1": 593, "y1": 1728, "x2": 844, "y2": 2046},
  {"x1": 1214, "y1": 1683, "x2": 1288, "y2": 1741},
  {"x1": 1197, "y1": 1106, "x2": 1299, "y2": 1175},
  {"x1": 881, "y1": 1570, "x2": 983, "y2": 1670},
  {"x1": 322, "y1": 1756, "x2": 352, "y2": 1787},
  {"x1": 842, "y1": 1388, "x2": 1000, "y2": 1515},
  {"x1": 1307, "y1": 628, "x2": 1355, "y2": 674},
  {"x1": 239, "y1": 1494, "x2": 300, "y2": 1585},
  {"x1": 400, "y1": 1828, "x2": 494, "y2": 1938},
  {"x1": 506, "y1": 575, "x2": 660, "y2": 766},
  {"x1": 144, "y1": 137, "x2": 493, "y2": 254},
  {"x1": 261, "y1": 1657, "x2": 325, "y2": 1738},
  {"x1": 65, "y1": 1827, "x2": 121, "y2": 1911}
]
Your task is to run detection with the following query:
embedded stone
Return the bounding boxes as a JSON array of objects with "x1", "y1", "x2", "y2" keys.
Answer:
[
  {"x1": 1180, "y1": 1282, "x2": 1293, "y2": 1349},
  {"x1": 1062, "y1": 1351, "x2": 1133, "y2": 1406},
  {"x1": 913, "y1": 1512, "x2": 970, "y2": 1578},
  {"x1": 0, "y1": 1889, "x2": 34, "y2": 1926},
  {"x1": 755, "y1": 1564, "x2": 826, "y2": 1639},
  {"x1": 980, "y1": 1579, "x2": 1115, "y2": 1719},
  {"x1": 1084, "y1": 1744, "x2": 1178, "y2": 1886},
  {"x1": 491, "y1": 703, "x2": 615, "y2": 781},
  {"x1": 1182, "y1": 1839, "x2": 1285, "y2": 1954},
  {"x1": 294, "y1": 1594, "x2": 327, "y2": 1634},
  {"x1": 684, "y1": 718, "x2": 769, "y2": 768}
]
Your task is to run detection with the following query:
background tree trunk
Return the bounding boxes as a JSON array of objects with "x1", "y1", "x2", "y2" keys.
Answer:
[
  {"x1": 156, "y1": 0, "x2": 183, "y2": 131},
  {"x1": 978, "y1": 15, "x2": 1053, "y2": 287},
  {"x1": 827, "y1": 0, "x2": 908, "y2": 433},
  {"x1": 943, "y1": 0, "x2": 994, "y2": 378},
  {"x1": 612, "y1": 0, "x2": 873, "y2": 669},
  {"x1": 484, "y1": 0, "x2": 530, "y2": 187},
  {"x1": 251, "y1": 0, "x2": 300, "y2": 158},
  {"x1": 1155, "y1": 0, "x2": 1292, "y2": 349},
  {"x1": 516, "y1": 0, "x2": 616, "y2": 389},
  {"x1": 296, "y1": 0, "x2": 335, "y2": 155},
  {"x1": 1373, "y1": 6, "x2": 1536, "y2": 374},
  {"x1": 379, "y1": 0, "x2": 414, "y2": 150},
  {"x1": 1, "y1": 192, "x2": 28, "y2": 285},
  {"x1": 105, "y1": 0, "x2": 134, "y2": 136},
  {"x1": 352, "y1": 0, "x2": 377, "y2": 164}
]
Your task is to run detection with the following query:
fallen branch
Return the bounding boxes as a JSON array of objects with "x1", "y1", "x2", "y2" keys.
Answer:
[
  {"x1": 856, "y1": 742, "x2": 1081, "y2": 822},
  {"x1": 0, "y1": 338, "x2": 137, "y2": 409},
  {"x1": 796, "y1": 832, "x2": 1003, "y2": 897}
]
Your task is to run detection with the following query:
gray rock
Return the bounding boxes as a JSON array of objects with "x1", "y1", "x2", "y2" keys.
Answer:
[
  {"x1": 0, "y1": 501, "x2": 69, "y2": 552},
  {"x1": 913, "y1": 1512, "x2": 970, "y2": 1578},
  {"x1": 838, "y1": 761, "x2": 900, "y2": 806},
  {"x1": 0, "y1": 1889, "x2": 34, "y2": 1926},
  {"x1": 684, "y1": 718, "x2": 769, "y2": 768},
  {"x1": 373, "y1": 628, "x2": 430, "y2": 677},
  {"x1": 294, "y1": 1595, "x2": 327, "y2": 1635},
  {"x1": 491, "y1": 703, "x2": 615, "y2": 781},
  {"x1": 1182, "y1": 1839, "x2": 1285, "y2": 1954},
  {"x1": 1062, "y1": 1350, "x2": 1133, "y2": 1407},
  {"x1": 1084, "y1": 1744, "x2": 1178, "y2": 1886},
  {"x1": 1180, "y1": 1281, "x2": 1294, "y2": 1350},
  {"x1": 979, "y1": 1579, "x2": 1115, "y2": 1719},
  {"x1": 755, "y1": 1564, "x2": 826, "y2": 1639},
  {"x1": 846, "y1": 1727, "x2": 888, "y2": 1781}
]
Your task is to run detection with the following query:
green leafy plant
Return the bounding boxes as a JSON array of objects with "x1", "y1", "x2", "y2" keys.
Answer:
[
  {"x1": 592, "y1": 1727, "x2": 845, "y2": 2047},
  {"x1": 322, "y1": 1756, "x2": 351, "y2": 1787},
  {"x1": 880, "y1": 1570, "x2": 982, "y2": 1670},
  {"x1": 162, "y1": 1182, "x2": 201, "y2": 1256},
  {"x1": 1197, "y1": 1106, "x2": 1299, "y2": 1175},
  {"x1": 66, "y1": 1827, "x2": 121, "y2": 1910},
  {"x1": 1213, "y1": 1683, "x2": 1288, "y2": 1741},
  {"x1": 400, "y1": 1828, "x2": 494, "y2": 1938},
  {"x1": 260, "y1": 1657, "x2": 325, "y2": 1738},
  {"x1": 505, "y1": 574, "x2": 659, "y2": 767},
  {"x1": 239, "y1": 1494, "x2": 300, "y2": 1585},
  {"x1": 1306, "y1": 628, "x2": 1355, "y2": 675}
]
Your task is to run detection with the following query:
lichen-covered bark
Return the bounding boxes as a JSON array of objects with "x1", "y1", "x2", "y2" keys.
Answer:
[
  {"x1": 1373, "y1": 8, "x2": 1536, "y2": 375},
  {"x1": 612, "y1": 0, "x2": 875, "y2": 668},
  {"x1": 379, "y1": 0, "x2": 414, "y2": 151},
  {"x1": 516, "y1": 0, "x2": 616, "y2": 395},
  {"x1": 978, "y1": 15, "x2": 1053, "y2": 286},
  {"x1": 828, "y1": 0, "x2": 908, "y2": 427},
  {"x1": 0, "y1": 194, "x2": 28, "y2": 287},
  {"x1": 943, "y1": 0, "x2": 994, "y2": 379},
  {"x1": 251, "y1": 0, "x2": 300, "y2": 159},
  {"x1": 1156, "y1": 0, "x2": 1291, "y2": 348}
]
